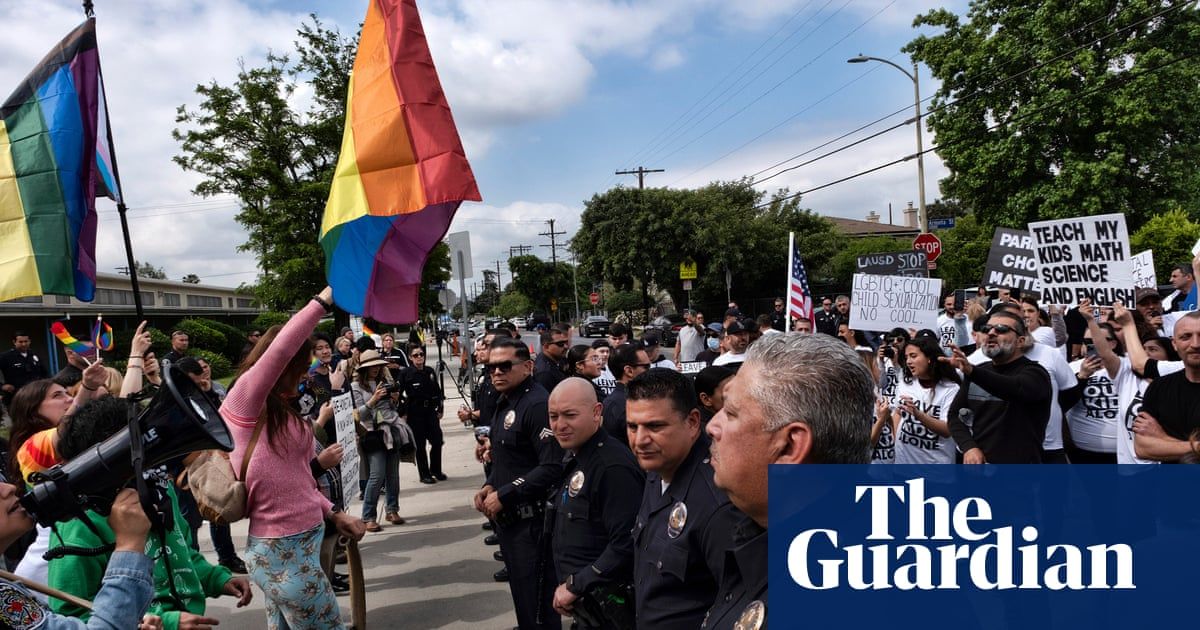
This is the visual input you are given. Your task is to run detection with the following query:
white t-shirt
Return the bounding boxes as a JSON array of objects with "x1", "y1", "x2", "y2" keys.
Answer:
[
  {"x1": 1031, "y1": 326, "x2": 1056, "y2": 348},
  {"x1": 676, "y1": 325, "x2": 704, "y2": 363},
  {"x1": 893, "y1": 378, "x2": 961, "y2": 464},
  {"x1": 936, "y1": 314, "x2": 958, "y2": 350},
  {"x1": 594, "y1": 369, "x2": 616, "y2": 398},
  {"x1": 712, "y1": 352, "x2": 745, "y2": 367},
  {"x1": 872, "y1": 358, "x2": 900, "y2": 464},
  {"x1": 650, "y1": 357, "x2": 677, "y2": 370},
  {"x1": 1066, "y1": 358, "x2": 1118, "y2": 453},
  {"x1": 1026, "y1": 342, "x2": 1075, "y2": 451},
  {"x1": 1114, "y1": 358, "x2": 1184, "y2": 464}
]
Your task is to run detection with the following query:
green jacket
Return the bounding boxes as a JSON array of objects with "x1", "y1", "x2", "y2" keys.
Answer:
[{"x1": 47, "y1": 483, "x2": 233, "y2": 630}]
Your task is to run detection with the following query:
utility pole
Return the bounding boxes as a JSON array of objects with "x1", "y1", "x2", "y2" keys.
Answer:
[
  {"x1": 615, "y1": 166, "x2": 665, "y2": 189},
  {"x1": 492, "y1": 260, "x2": 505, "y2": 292},
  {"x1": 509, "y1": 244, "x2": 532, "y2": 258},
  {"x1": 540, "y1": 219, "x2": 568, "y2": 319}
]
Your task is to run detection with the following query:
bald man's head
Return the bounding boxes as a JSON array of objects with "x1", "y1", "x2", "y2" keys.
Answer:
[{"x1": 549, "y1": 377, "x2": 602, "y2": 451}]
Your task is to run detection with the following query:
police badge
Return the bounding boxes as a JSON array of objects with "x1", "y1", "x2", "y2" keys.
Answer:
[
  {"x1": 667, "y1": 501, "x2": 688, "y2": 538},
  {"x1": 734, "y1": 600, "x2": 765, "y2": 630},
  {"x1": 568, "y1": 470, "x2": 585, "y2": 497},
  {"x1": 503, "y1": 410, "x2": 516, "y2": 429}
]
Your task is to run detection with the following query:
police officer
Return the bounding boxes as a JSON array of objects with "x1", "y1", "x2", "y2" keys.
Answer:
[
  {"x1": 548, "y1": 378, "x2": 643, "y2": 628},
  {"x1": 535, "y1": 328, "x2": 569, "y2": 393},
  {"x1": 626, "y1": 369, "x2": 740, "y2": 629},
  {"x1": 400, "y1": 345, "x2": 445, "y2": 484},
  {"x1": 463, "y1": 333, "x2": 507, "y2": 577},
  {"x1": 0, "y1": 331, "x2": 47, "y2": 406},
  {"x1": 473, "y1": 338, "x2": 564, "y2": 629}
]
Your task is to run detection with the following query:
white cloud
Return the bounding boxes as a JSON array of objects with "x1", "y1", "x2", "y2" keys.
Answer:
[{"x1": 651, "y1": 45, "x2": 686, "y2": 71}]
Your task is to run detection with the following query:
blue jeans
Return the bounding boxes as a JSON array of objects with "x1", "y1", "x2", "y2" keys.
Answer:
[{"x1": 361, "y1": 447, "x2": 400, "y2": 522}]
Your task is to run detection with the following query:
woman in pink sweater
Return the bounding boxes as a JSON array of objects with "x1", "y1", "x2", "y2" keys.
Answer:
[{"x1": 223, "y1": 286, "x2": 365, "y2": 629}]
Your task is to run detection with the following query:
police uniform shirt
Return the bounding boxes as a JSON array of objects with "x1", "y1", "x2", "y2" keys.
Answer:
[
  {"x1": 553, "y1": 427, "x2": 644, "y2": 595},
  {"x1": 702, "y1": 515, "x2": 767, "y2": 630},
  {"x1": 633, "y1": 434, "x2": 741, "y2": 630},
  {"x1": 382, "y1": 347, "x2": 411, "y2": 381},
  {"x1": 400, "y1": 365, "x2": 443, "y2": 414},
  {"x1": 601, "y1": 383, "x2": 630, "y2": 448},
  {"x1": 486, "y1": 378, "x2": 565, "y2": 507},
  {"x1": 474, "y1": 374, "x2": 500, "y2": 428},
  {"x1": 534, "y1": 352, "x2": 567, "y2": 394},
  {"x1": 0, "y1": 349, "x2": 46, "y2": 392}
]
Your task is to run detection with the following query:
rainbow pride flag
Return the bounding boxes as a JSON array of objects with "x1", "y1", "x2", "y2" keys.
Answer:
[
  {"x1": 320, "y1": 0, "x2": 480, "y2": 324},
  {"x1": 0, "y1": 18, "x2": 119, "y2": 303}
]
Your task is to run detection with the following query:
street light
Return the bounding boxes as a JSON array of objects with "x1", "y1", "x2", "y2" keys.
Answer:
[{"x1": 848, "y1": 54, "x2": 928, "y2": 233}]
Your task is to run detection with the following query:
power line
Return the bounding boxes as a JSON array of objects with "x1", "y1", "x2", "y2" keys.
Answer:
[
  {"x1": 756, "y1": 48, "x2": 1199, "y2": 208},
  {"x1": 615, "y1": 166, "x2": 665, "y2": 189},
  {"x1": 746, "y1": 0, "x2": 1192, "y2": 186}
]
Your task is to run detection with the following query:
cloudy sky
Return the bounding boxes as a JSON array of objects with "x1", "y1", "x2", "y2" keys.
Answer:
[{"x1": 0, "y1": 0, "x2": 965, "y2": 291}]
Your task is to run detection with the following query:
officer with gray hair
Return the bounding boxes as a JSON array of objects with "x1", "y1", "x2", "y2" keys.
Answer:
[{"x1": 702, "y1": 333, "x2": 876, "y2": 629}]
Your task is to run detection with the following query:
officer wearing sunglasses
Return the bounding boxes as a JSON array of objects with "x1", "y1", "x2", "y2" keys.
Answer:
[
  {"x1": 473, "y1": 338, "x2": 565, "y2": 629},
  {"x1": 943, "y1": 310, "x2": 1053, "y2": 464}
]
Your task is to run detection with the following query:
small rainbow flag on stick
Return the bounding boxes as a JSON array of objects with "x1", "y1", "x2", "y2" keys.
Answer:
[
  {"x1": 92, "y1": 315, "x2": 112, "y2": 351},
  {"x1": 320, "y1": 0, "x2": 480, "y2": 324},
  {"x1": 51, "y1": 321, "x2": 93, "y2": 355}
]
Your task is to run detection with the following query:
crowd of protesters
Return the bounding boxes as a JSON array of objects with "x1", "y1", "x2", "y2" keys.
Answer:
[{"x1": 0, "y1": 251, "x2": 1197, "y2": 629}]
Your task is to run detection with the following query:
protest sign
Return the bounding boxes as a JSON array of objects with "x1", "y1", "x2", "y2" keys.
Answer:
[
  {"x1": 982, "y1": 228, "x2": 1039, "y2": 292},
  {"x1": 1028, "y1": 213, "x2": 1134, "y2": 306},
  {"x1": 331, "y1": 392, "x2": 360, "y2": 508},
  {"x1": 850, "y1": 273, "x2": 942, "y2": 332},
  {"x1": 1131, "y1": 250, "x2": 1156, "y2": 289},
  {"x1": 678, "y1": 361, "x2": 707, "y2": 375},
  {"x1": 855, "y1": 251, "x2": 929, "y2": 278}
]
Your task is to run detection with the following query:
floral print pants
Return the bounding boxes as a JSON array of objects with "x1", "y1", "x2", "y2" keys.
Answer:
[{"x1": 246, "y1": 524, "x2": 344, "y2": 629}]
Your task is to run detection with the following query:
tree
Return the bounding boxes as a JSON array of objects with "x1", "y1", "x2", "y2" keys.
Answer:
[
  {"x1": 507, "y1": 255, "x2": 577, "y2": 314},
  {"x1": 473, "y1": 269, "x2": 502, "y2": 314},
  {"x1": 173, "y1": 17, "x2": 357, "y2": 310},
  {"x1": 1130, "y1": 208, "x2": 1200, "y2": 282},
  {"x1": 418, "y1": 242, "x2": 452, "y2": 319},
  {"x1": 494, "y1": 290, "x2": 533, "y2": 319},
  {"x1": 182, "y1": 274, "x2": 201, "y2": 284},
  {"x1": 133, "y1": 260, "x2": 166, "y2": 280},
  {"x1": 906, "y1": 1, "x2": 1200, "y2": 229},
  {"x1": 930, "y1": 215, "x2": 994, "y2": 291}
]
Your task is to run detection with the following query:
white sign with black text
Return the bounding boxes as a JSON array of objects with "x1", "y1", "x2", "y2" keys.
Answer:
[
  {"x1": 1131, "y1": 250, "x2": 1156, "y2": 290},
  {"x1": 331, "y1": 392, "x2": 360, "y2": 509},
  {"x1": 850, "y1": 274, "x2": 942, "y2": 332},
  {"x1": 1028, "y1": 213, "x2": 1134, "y2": 307}
]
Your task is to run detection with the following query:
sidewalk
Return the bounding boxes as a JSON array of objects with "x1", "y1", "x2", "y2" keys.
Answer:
[{"x1": 202, "y1": 342, "x2": 522, "y2": 629}]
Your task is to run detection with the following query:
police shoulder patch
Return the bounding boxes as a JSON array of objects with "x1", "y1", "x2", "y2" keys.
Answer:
[{"x1": 0, "y1": 582, "x2": 46, "y2": 628}]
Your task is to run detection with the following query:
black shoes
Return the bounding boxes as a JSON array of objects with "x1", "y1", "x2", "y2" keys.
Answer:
[
  {"x1": 420, "y1": 476, "x2": 437, "y2": 484},
  {"x1": 482, "y1": 521, "x2": 493, "y2": 531},
  {"x1": 493, "y1": 567, "x2": 509, "y2": 582},
  {"x1": 219, "y1": 557, "x2": 248, "y2": 574},
  {"x1": 484, "y1": 534, "x2": 500, "y2": 546},
  {"x1": 433, "y1": 472, "x2": 448, "y2": 481},
  {"x1": 330, "y1": 572, "x2": 350, "y2": 593},
  {"x1": 493, "y1": 550, "x2": 504, "y2": 562}
]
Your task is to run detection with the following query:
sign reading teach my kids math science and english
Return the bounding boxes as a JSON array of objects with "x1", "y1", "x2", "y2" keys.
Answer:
[{"x1": 1028, "y1": 213, "x2": 1135, "y2": 306}]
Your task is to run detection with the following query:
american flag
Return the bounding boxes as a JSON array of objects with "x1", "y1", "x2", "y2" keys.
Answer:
[{"x1": 788, "y1": 233, "x2": 815, "y2": 324}]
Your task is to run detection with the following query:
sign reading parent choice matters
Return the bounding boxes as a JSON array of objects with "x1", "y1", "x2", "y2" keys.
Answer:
[
  {"x1": 855, "y1": 251, "x2": 929, "y2": 277},
  {"x1": 850, "y1": 273, "x2": 942, "y2": 332},
  {"x1": 983, "y1": 228, "x2": 1039, "y2": 292},
  {"x1": 331, "y1": 392, "x2": 360, "y2": 508},
  {"x1": 1028, "y1": 213, "x2": 1135, "y2": 306}
]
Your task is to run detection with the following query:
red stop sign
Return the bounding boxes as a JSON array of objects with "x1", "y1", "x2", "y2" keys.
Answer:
[
  {"x1": 589, "y1": 292, "x2": 600, "y2": 305},
  {"x1": 913, "y1": 233, "x2": 942, "y2": 261}
]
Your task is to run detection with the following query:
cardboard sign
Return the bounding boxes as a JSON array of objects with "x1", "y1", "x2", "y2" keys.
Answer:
[
  {"x1": 678, "y1": 361, "x2": 707, "y2": 375},
  {"x1": 855, "y1": 251, "x2": 929, "y2": 278},
  {"x1": 850, "y1": 273, "x2": 942, "y2": 332},
  {"x1": 1028, "y1": 213, "x2": 1134, "y2": 306},
  {"x1": 982, "y1": 228, "x2": 1040, "y2": 292},
  {"x1": 1131, "y1": 250, "x2": 1156, "y2": 290},
  {"x1": 331, "y1": 392, "x2": 360, "y2": 508}
]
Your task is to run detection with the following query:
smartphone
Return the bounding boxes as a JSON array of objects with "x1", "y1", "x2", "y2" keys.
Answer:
[
  {"x1": 953, "y1": 289, "x2": 966, "y2": 312},
  {"x1": 1085, "y1": 344, "x2": 1098, "y2": 360}
]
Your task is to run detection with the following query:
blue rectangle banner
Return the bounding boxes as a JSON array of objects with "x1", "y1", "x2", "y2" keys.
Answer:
[{"x1": 768, "y1": 465, "x2": 1200, "y2": 629}]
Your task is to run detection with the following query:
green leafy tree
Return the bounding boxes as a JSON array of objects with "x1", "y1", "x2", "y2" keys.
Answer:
[
  {"x1": 1130, "y1": 207, "x2": 1200, "y2": 282},
  {"x1": 181, "y1": 274, "x2": 201, "y2": 284},
  {"x1": 418, "y1": 242, "x2": 452, "y2": 319},
  {"x1": 507, "y1": 255, "x2": 577, "y2": 314},
  {"x1": 494, "y1": 290, "x2": 533, "y2": 319},
  {"x1": 906, "y1": 1, "x2": 1200, "y2": 229},
  {"x1": 930, "y1": 215, "x2": 994, "y2": 291},
  {"x1": 133, "y1": 260, "x2": 167, "y2": 280}
]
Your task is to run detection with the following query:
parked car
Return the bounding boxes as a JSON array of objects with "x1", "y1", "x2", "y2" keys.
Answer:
[
  {"x1": 644, "y1": 313, "x2": 687, "y2": 347},
  {"x1": 582, "y1": 315, "x2": 611, "y2": 338},
  {"x1": 509, "y1": 317, "x2": 527, "y2": 329},
  {"x1": 527, "y1": 312, "x2": 552, "y2": 331}
]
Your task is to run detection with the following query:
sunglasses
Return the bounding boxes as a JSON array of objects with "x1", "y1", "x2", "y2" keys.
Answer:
[
  {"x1": 547, "y1": 340, "x2": 569, "y2": 348},
  {"x1": 485, "y1": 359, "x2": 523, "y2": 373},
  {"x1": 411, "y1": 353, "x2": 425, "y2": 358},
  {"x1": 980, "y1": 324, "x2": 1016, "y2": 335}
]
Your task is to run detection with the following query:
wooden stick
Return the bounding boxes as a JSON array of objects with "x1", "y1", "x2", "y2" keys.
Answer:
[{"x1": 0, "y1": 569, "x2": 94, "y2": 611}]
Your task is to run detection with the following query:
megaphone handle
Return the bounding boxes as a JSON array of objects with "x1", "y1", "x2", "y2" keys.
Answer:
[{"x1": 0, "y1": 569, "x2": 94, "y2": 611}]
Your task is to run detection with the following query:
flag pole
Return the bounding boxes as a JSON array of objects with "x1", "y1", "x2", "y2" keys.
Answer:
[
  {"x1": 786, "y1": 231, "x2": 795, "y2": 331},
  {"x1": 87, "y1": 5, "x2": 144, "y2": 321}
]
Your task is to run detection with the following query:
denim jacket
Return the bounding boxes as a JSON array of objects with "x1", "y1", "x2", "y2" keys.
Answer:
[{"x1": 1, "y1": 550, "x2": 153, "y2": 629}]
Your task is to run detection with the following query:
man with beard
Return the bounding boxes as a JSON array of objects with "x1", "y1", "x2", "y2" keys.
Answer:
[
  {"x1": 1132, "y1": 312, "x2": 1200, "y2": 462},
  {"x1": 945, "y1": 310, "x2": 1052, "y2": 463}
]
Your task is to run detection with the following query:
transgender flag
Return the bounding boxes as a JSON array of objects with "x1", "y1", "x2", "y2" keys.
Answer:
[
  {"x1": 320, "y1": 0, "x2": 481, "y2": 323},
  {"x1": 0, "y1": 18, "x2": 118, "y2": 303}
]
